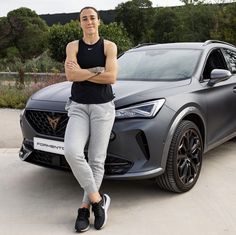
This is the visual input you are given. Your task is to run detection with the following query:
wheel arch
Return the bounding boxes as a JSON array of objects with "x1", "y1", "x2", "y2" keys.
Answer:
[{"x1": 160, "y1": 106, "x2": 206, "y2": 171}]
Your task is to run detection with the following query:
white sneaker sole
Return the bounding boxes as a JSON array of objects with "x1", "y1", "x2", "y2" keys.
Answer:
[
  {"x1": 75, "y1": 224, "x2": 90, "y2": 233},
  {"x1": 101, "y1": 194, "x2": 111, "y2": 229}
]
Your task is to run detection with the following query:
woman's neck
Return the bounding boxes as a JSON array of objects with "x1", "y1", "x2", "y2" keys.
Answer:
[{"x1": 82, "y1": 34, "x2": 100, "y2": 45}]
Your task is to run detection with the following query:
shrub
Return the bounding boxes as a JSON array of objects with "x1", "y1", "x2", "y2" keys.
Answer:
[
  {"x1": 23, "y1": 50, "x2": 64, "y2": 73},
  {"x1": 0, "y1": 50, "x2": 63, "y2": 73},
  {"x1": 0, "y1": 86, "x2": 30, "y2": 109},
  {"x1": 0, "y1": 74, "x2": 66, "y2": 109},
  {"x1": 48, "y1": 20, "x2": 82, "y2": 62}
]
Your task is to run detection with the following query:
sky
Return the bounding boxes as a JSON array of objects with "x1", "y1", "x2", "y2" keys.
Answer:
[
  {"x1": 0, "y1": 0, "x2": 185, "y2": 17},
  {"x1": 1, "y1": 0, "x2": 234, "y2": 17}
]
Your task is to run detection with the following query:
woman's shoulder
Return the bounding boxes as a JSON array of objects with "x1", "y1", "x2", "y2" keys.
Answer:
[
  {"x1": 103, "y1": 39, "x2": 116, "y2": 47},
  {"x1": 103, "y1": 39, "x2": 117, "y2": 54},
  {"x1": 66, "y1": 40, "x2": 79, "y2": 52}
]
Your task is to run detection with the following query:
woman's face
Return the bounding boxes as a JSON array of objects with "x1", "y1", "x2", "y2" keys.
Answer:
[{"x1": 79, "y1": 8, "x2": 100, "y2": 36}]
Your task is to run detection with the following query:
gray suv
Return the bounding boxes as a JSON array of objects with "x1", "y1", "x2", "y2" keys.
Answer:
[{"x1": 19, "y1": 40, "x2": 236, "y2": 193}]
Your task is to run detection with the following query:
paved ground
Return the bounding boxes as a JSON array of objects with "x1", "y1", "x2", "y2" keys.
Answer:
[
  {"x1": 0, "y1": 108, "x2": 22, "y2": 148},
  {"x1": 0, "y1": 109, "x2": 236, "y2": 234}
]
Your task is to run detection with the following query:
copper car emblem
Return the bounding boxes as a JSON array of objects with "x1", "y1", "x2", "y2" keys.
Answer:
[{"x1": 47, "y1": 116, "x2": 61, "y2": 130}]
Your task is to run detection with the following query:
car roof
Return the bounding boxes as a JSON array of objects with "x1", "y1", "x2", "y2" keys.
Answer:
[{"x1": 129, "y1": 40, "x2": 236, "y2": 52}]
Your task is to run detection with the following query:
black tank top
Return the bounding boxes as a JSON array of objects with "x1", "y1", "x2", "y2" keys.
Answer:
[{"x1": 70, "y1": 38, "x2": 115, "y2": 104}]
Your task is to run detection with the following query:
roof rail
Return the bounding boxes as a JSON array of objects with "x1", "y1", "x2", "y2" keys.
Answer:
[
  {"x1": 133, "y1": 43, "x2": 157, "y2": 49},
  {"x1": 117, "y1": 43, "x2": 157, "y2": 58},
  {"x1": 203, "y1": 40, "x2": 235, "y2": 47}
]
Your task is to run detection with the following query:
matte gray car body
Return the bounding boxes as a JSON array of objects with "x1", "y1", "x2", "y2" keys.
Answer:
[{"x1": 19, "y1": 40, "x2": 236, "y2": 192}]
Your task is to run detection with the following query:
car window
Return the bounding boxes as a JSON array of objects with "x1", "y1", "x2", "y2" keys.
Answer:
[
  {"x1": 202, "y1": 49, "x2": 228, "y2": 80},
  {"x1": 117, "y1": 49, "x2": 202, "y2": 81},
  {"x1": 223, "y1": 49, "x2": 236, "y2": 74}
]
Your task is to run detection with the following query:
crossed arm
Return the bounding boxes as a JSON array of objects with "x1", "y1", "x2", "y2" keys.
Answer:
[{"x1": 64, "y1": 40, "x2": 118, "y2": 84}]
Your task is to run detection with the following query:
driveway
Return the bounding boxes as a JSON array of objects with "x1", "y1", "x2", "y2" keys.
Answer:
[
  {"x1": 0, "y1": 108, "x2": 22, "y2": 148},
  {"x1": 0, "y1": 140, "x2": 236, "y2": 235},
  {"x1": 0, "y1": 108, "x2": 236, "y2": 234}
]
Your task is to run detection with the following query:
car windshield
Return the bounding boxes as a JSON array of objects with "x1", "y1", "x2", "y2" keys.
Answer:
[{"x1": 118, "y1": 49, "x2": 202, "y2": 81}]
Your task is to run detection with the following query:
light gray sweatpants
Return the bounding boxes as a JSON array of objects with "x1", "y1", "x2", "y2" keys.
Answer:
[{"x1": 64, "y1": 99, "x2": 115, "y2": 205}]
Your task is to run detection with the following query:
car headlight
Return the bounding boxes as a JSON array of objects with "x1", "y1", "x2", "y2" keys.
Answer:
[{"x1": 115, "y1": 99, "x2": 165, "y2": 119}]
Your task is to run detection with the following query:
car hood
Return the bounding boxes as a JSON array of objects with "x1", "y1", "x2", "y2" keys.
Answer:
[{"x1": 31, "y1": 79, "x2": 191, "y2": 108}]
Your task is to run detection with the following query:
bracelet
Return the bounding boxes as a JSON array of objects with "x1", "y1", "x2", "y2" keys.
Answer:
[{"x1": 88, "y1": 71, "x2": 102, "y2": 80}]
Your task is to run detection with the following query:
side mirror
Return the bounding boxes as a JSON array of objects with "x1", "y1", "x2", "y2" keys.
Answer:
[{"x1": 208, "y1": 69, "x2": 232, "y2": 86}]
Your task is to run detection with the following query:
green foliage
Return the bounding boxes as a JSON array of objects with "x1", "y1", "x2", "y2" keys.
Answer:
[
  {"x1": 4, "y1": 46, "x2": 21, "y2": 59},
  {"x1": 0, "y1": 17, "x2": 14, "y2": 55},
  {"x1": 7, "y1": 7, "x2": 39, "y2": 18},
  {"x1": 153, "y1": 8, "x2": 178, "y2": 43},
  {"x1": 116, "y1": 0, "x2": 155, "y2": 44},
  {"x1": 23, "y1": 51, "x2": 64, "y2": 72},
  {"x1": 210, "y1": 3, "x2": 236, "y2": 45},
  {"x1": 48, "y1": 20, "x2": 82, "y2": 62},
  {"x1": 100, "y1": 22, "x2": 133, "y2": 54},
  {"x1": 0, "y1": 56, "x2": 21, "y2": 72},
  {"x1": 0, "y1": 74, "x2": 66, "y2": 109},
  {"x1": 173, "y1": 3, "x2": 216, "y2": 42},
  {"x1": 16, "y1": 23, "x2": 48, "y2": 59},
  {"x1": 1, "y1": 2, "x2": 236, "y2": 76},
  {"x1": 115, "y1": 1, "x2": 235, "y2": 45},
  {"x1": 0, "y1": 7, "x2": 49, "y2": 60},
  {"x1": 152, "y1": 2, "x2": 226, "y2": 43},
  {"x1": 48, "y1": 20, "x2": 133, "y2": 62},
  {"x1": 0, "y1": 86, "x2": 31, "y2": 109},
  {"x1": 0, "y1": 51, "x2": 63, "y2": 73}
]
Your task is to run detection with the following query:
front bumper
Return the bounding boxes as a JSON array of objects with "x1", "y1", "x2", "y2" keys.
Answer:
[{"x1": 19, "y1": 104, "x2": 174, "y2": 179}]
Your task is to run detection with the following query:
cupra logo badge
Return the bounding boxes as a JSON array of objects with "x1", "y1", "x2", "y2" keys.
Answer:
[{"x1": 47, "y1": 116, "x2": 61, "y2": 130}]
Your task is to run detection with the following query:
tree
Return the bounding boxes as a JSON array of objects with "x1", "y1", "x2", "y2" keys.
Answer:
[
  {"x1": 48, "y1": 20, "x2": 82, "y2": 62},
  {"x1": 115, "y1": 0, "x2": 155, "y2": 44},
  {"x1": 210, "y1": 2, "x2": 236, "y2": 45},
  {"x1": 0, "y1": 17, "x2": 14, "y2": 56},
  {"x1": 152, "y1": 7, "x2": 178, "y2": 43},
  {"x1": 0, "y1": 8, "x2": 49, "y2": 83},
  {"x1": 171, "y1": 2, "x2": 216, "y2": 42},
  {"x1": 100, "y1": 22, "x2": 133, "y2": 54},
  {"x1": 2, "y1": 7, "x2": 49, "y2": 60}
]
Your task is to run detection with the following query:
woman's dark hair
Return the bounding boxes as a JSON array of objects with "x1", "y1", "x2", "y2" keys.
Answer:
[{"x1": 79, "y1": 6, "x2": 100, "y2": 21}]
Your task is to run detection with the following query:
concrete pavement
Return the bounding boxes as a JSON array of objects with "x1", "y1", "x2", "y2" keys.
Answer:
[
  {"x1": 0, "y1": 108, "x2": 22, "y2": 148},
  {"x1": 0, "y1": 142, "x2": 236, "y2": 234},
  {"x1": 0, "y1": 109, "x2": 236, "y2": 234}
]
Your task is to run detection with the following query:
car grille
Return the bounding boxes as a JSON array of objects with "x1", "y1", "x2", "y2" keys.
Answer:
[
  {"x1": 24, "y1": 110, "x2": 134, "y2": 175},
  {"x1": 25, "y1": 110, "x2": 68, "y2": 137},
  {"x1": 25, "y1": 150, "x2": 133, "y2": 175}
]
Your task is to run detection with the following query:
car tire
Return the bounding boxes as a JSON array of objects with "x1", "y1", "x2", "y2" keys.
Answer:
[{"x1": 156, "y1": 120, "x2": 203, "y2": 193}]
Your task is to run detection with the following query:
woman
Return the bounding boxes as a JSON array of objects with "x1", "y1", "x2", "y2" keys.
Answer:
[{"x1": 64, "y1": 6, "x2": 117, "y2": 232}]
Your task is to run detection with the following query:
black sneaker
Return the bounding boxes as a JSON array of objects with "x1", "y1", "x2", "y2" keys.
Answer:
[
  {"x1": 92, "y1": 194, "x2": 111, "y2": 230},
  {"x1": 75, "y1": 208, "x2": 90, "y2": 233}
]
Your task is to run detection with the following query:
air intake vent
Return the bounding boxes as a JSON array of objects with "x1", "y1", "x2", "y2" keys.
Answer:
[{"x1": 136, "y1": 131, "x2": 150, "y2": 160}]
